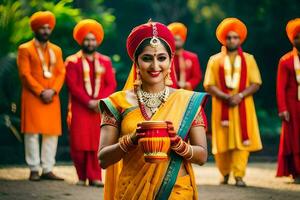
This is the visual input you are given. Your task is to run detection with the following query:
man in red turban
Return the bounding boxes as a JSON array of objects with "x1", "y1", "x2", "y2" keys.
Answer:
[
  {"x1": 168, "y1": 22, "x2": 202, "y2": 90},
  {"x1": 276, "y1": 18, "x2": 300, "y2": 184},
  {"x1": 204, "y1": 18, "x2": 262, "y2": 187},
  {"x1": 17, "y1": 11, "x2": 65, "y2": 181},
  {"x1": 65, "y1": 19, "x2": 116, "y2": 187}
]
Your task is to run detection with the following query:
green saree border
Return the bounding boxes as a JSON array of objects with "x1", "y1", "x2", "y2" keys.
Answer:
[
  {"x1": 99, "y1": 98, "x2": 122, "y2": 122},
  {"x1": 155, "y1": 92, "x2": 208, "y2": 200}
]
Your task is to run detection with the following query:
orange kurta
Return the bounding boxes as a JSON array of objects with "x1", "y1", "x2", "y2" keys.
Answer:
[{"x1": 17, "y1": 39, "x2": 65, "y2": 135}]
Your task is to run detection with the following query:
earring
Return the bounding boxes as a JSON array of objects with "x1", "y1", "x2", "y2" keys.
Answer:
[
  {"x1": 134, "y1": 70, "x2": 142, "y2": 86},
  {"x1": 165, "y1": 69, "x2": 173, "y2": 86}
]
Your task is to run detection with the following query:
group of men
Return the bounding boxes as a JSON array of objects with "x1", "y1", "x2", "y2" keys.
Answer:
[
  {"x1": 17, "y1": 10, "x2": 300, "y2": 188},
  {"x1": 17, "y1": 11, "x2": 117, "y2": 186}
]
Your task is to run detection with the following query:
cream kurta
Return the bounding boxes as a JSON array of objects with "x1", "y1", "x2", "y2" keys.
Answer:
[{"x1": 204, "y1": 52, "x2": 262, "y2": 154}]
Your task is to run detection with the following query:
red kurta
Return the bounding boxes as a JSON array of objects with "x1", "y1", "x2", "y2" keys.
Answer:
[
  {"x1": 276, "y1": 51, "x2": 300, "y2": 178},
  {"x1": 174, "y1": 50, "x2": 202, "y2": 90},
  {"x1": 65, "y1": 52, "x2": 117, "y2": 151}
]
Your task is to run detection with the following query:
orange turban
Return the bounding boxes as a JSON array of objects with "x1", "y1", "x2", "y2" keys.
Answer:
[
  {"x1": 30, "y1": 11, "x2": 56, "y2": 31},
  {"x1": 286, "y1": 18, "x2": 300, "y2": 44},
  {"x1": 73, "y1": 19, "x2": 104, "y2": 45},
  {"x1": 216, "y1": 18, "x2": 247, "y2": 45},
  {"x1": 167, "y1": 22, "x2": 187, "y2": 42}
]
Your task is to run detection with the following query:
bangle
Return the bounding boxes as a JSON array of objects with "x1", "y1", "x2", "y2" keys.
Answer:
[
  {"x1": 186, "y1": 145, "x2": 194, "y2": 160},
  {"x1": 238, "y1": 92, "x2": 244, "y2": 99},
  {"x1": 119, "y1": 134, "x2": 136, "y2": 153}
]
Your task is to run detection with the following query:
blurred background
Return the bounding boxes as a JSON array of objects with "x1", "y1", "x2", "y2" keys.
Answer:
[{"x1": 0, "y1": 0, "x2": 299, "y2": 164}]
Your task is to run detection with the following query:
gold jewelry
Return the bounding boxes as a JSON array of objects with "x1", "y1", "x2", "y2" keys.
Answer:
[
  {"x1": 134, "y1": 70, "x2": 142, "y2": 86},
  {"x1": 165, "y1": 69, "x2": 173, "y2": 86},
  {"x1": 186, "y1": 145, "x2": 194, "y2": 160},
  {"x1": 119, "y1": 134, "x2": 136, "y2": 153},
  {"x1": 136, "y1": 86, "x2": 169, "y2": 115},
  {"x1": 149, "y1": 22, "x2": 161, "y2": 49}
]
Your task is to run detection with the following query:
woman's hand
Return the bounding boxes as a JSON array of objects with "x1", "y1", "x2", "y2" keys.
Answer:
[
  {"x1": 131, "y1": 123, "x2": 146, "y2": 145},
  {"x1": 166, "y1": 121, "x2": 181, "y2": 146}
]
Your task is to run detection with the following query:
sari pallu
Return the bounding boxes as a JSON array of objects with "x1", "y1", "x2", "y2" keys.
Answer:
[{"x1": 100, "y1": 89, "x2": 208, "y2": 200}]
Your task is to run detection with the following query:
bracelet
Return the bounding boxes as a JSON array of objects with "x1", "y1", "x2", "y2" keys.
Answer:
[
  {"x1": 119, "y1": 134, "x2": 136, "y2": 153},
  {"x1": 171, "y1": 139, "x2": 190, "y2": 157},
  {"x1": 186, "y1": 145, "x2": 194, "y2": 160}
]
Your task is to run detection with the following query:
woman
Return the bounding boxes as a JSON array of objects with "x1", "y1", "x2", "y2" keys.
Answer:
[{"x1": 98, "y1": 21, "x2": 208, "y2": 200}]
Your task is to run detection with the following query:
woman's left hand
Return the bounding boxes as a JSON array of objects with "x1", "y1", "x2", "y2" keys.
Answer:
[{"x1": 166, "y1": 121, "x2": 181, "y2": 146}]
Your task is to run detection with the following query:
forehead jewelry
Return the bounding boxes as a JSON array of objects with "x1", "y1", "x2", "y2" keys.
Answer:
[{"x1": 150, "y1": 22, "x2": 161, "y2": 50}]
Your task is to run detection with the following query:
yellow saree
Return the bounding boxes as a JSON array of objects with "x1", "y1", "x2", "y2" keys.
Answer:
[{"x1": 100, "y1": 89, "x2": 206, "y2": 200}]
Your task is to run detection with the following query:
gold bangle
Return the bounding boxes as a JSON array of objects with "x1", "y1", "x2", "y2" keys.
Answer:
[
  {"x1": 186, "y1": 145, "x2": 193, "y2": 160},
  {"x1": 119, "y1": 142, "x2": 128, "y2": 153}
]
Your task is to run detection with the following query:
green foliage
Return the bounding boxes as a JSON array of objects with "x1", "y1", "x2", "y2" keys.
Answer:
[
  {"x1": 0, "y1": 0, "x2": 31, "y2": 55},
  {"x1": 0, "y1": 0, "x2": 116, "y2": 141}
]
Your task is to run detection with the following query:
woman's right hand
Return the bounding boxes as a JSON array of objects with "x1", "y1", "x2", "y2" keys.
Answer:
[{"x1": 131, "y1": 123, "x2": 146, "y2": 144}]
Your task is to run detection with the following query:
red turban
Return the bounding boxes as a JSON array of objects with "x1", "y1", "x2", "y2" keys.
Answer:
[
  {"x1": 73, "y1": 19, "x2": 104, "y2": 45},
  {"x1": 167, "y1": 22, "x2": 187, "y2": 42},
  {"x1": 30, "y1": 11, "x2": 56, "y2": 32},
  {"x1": 126, "y1": 21, "x2": 175, "y2": 60},
  {"x1": 286, "y1": 18, "x2": 300, "y2": 44},
  {"x1": 216, "y1": 18, "x2": 247, "y2": 46}
]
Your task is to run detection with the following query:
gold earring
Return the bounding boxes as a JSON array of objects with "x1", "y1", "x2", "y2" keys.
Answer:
[
  {"x1": 134, "y1": 70, "x2": 142, "y2": 86},
  {"x1": 165, "y1": 69, "x2": 173, "y2": 86}
]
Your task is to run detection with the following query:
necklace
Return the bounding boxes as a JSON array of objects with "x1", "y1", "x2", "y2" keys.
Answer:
[
  {"x1": 82, "y1": 53, "x2": 105, "y2": 98},
  {"x1": 35, "y1": 40, "x2": 56, "y2": 79},
  {"x1": 224, "y1": 55, "x2": 241, "y2": 89},
  {"x1": 136, "y1": 86, "x2": 170, "y2": 119}
]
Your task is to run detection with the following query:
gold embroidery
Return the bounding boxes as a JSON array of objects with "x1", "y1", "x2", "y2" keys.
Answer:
[{"x1": 101, "y1": 110, "x2": 118, "y2": 127}]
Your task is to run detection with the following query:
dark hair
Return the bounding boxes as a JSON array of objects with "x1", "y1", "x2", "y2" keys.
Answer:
[{"x1": 134, "y1": 38, "x2": 172, "y2": 63}]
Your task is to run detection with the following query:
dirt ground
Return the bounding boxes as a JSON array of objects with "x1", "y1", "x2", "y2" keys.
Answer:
[{"x1": 0, "y1": 162, "x2": 299, "y2": 200}]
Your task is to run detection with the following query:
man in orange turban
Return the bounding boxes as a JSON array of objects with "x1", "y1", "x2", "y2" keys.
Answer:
[
  {"x1": 65, "y1": 19, "x2": 116, "y2": 187},
  {"x1": 17, "y1": 11, "x2": 65, "y2": 181},
  {"x1": 276, "y1": 18, "x2": 300, "y2": 184},
  {"x1": 203, "y1": 18, "x2": 262, "y2": 187},
  {"x1": 168, "y1": 22, "x2": 202, "y2": 90}
]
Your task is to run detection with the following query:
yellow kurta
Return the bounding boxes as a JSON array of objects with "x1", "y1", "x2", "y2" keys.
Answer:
[
  {"x1": 100, "y1": 89, "x2": 203, "y2": 200},
  {"x1": 203, "y1": 52, "x2": 262, "y2": 154}
]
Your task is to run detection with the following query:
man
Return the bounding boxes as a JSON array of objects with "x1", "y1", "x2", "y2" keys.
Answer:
[
  {"x1": 17, "y1": 11, "x2": 65, "y2": 181},
  {"x1": 168, "y1": 22, "x2": 202, "y2": 90},
  {"x1": 276, "y1": 18, "x2": 300, "y2": 184},
  {"x1": 203, "y1": 18, "x2": 262, "y2": 187},
  {"x1": 65, "y1": 19, "x2": 117, "y2": 187}
]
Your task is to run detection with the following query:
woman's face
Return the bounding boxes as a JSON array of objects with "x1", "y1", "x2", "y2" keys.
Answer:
[{"x1": 137, "y1": 42, "x2": 171, "y2": 86}]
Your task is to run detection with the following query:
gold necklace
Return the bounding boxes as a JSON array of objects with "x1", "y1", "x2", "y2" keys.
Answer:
[{"x1": 136, "y1": 87, "x2": 170, "y2": 114}]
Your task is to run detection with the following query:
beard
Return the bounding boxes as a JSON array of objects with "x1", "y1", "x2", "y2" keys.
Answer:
[
  {"x1": 35, "y1": 33, "x2": 50, "y2": 43},
  {"x1": 227, "y1": 45, "x2": 239, "y2": 52},
  {"x1": 82, "y1": 45, "x2": 97, "y2": 54}
]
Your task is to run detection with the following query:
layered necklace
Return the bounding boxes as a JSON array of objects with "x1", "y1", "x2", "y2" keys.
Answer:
[
  {"x1": 136, "y1": 86, "x2": 170, "y2": 120},
  {"x1": 82, "y1": 54, "x2": 105, "y2": 98},
  {"x1": 223, "y1": 55, "x2": 241, "y2": 89},
  {"x1": 35, "y1": 40, "x2": 56, "y2": 79}
]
